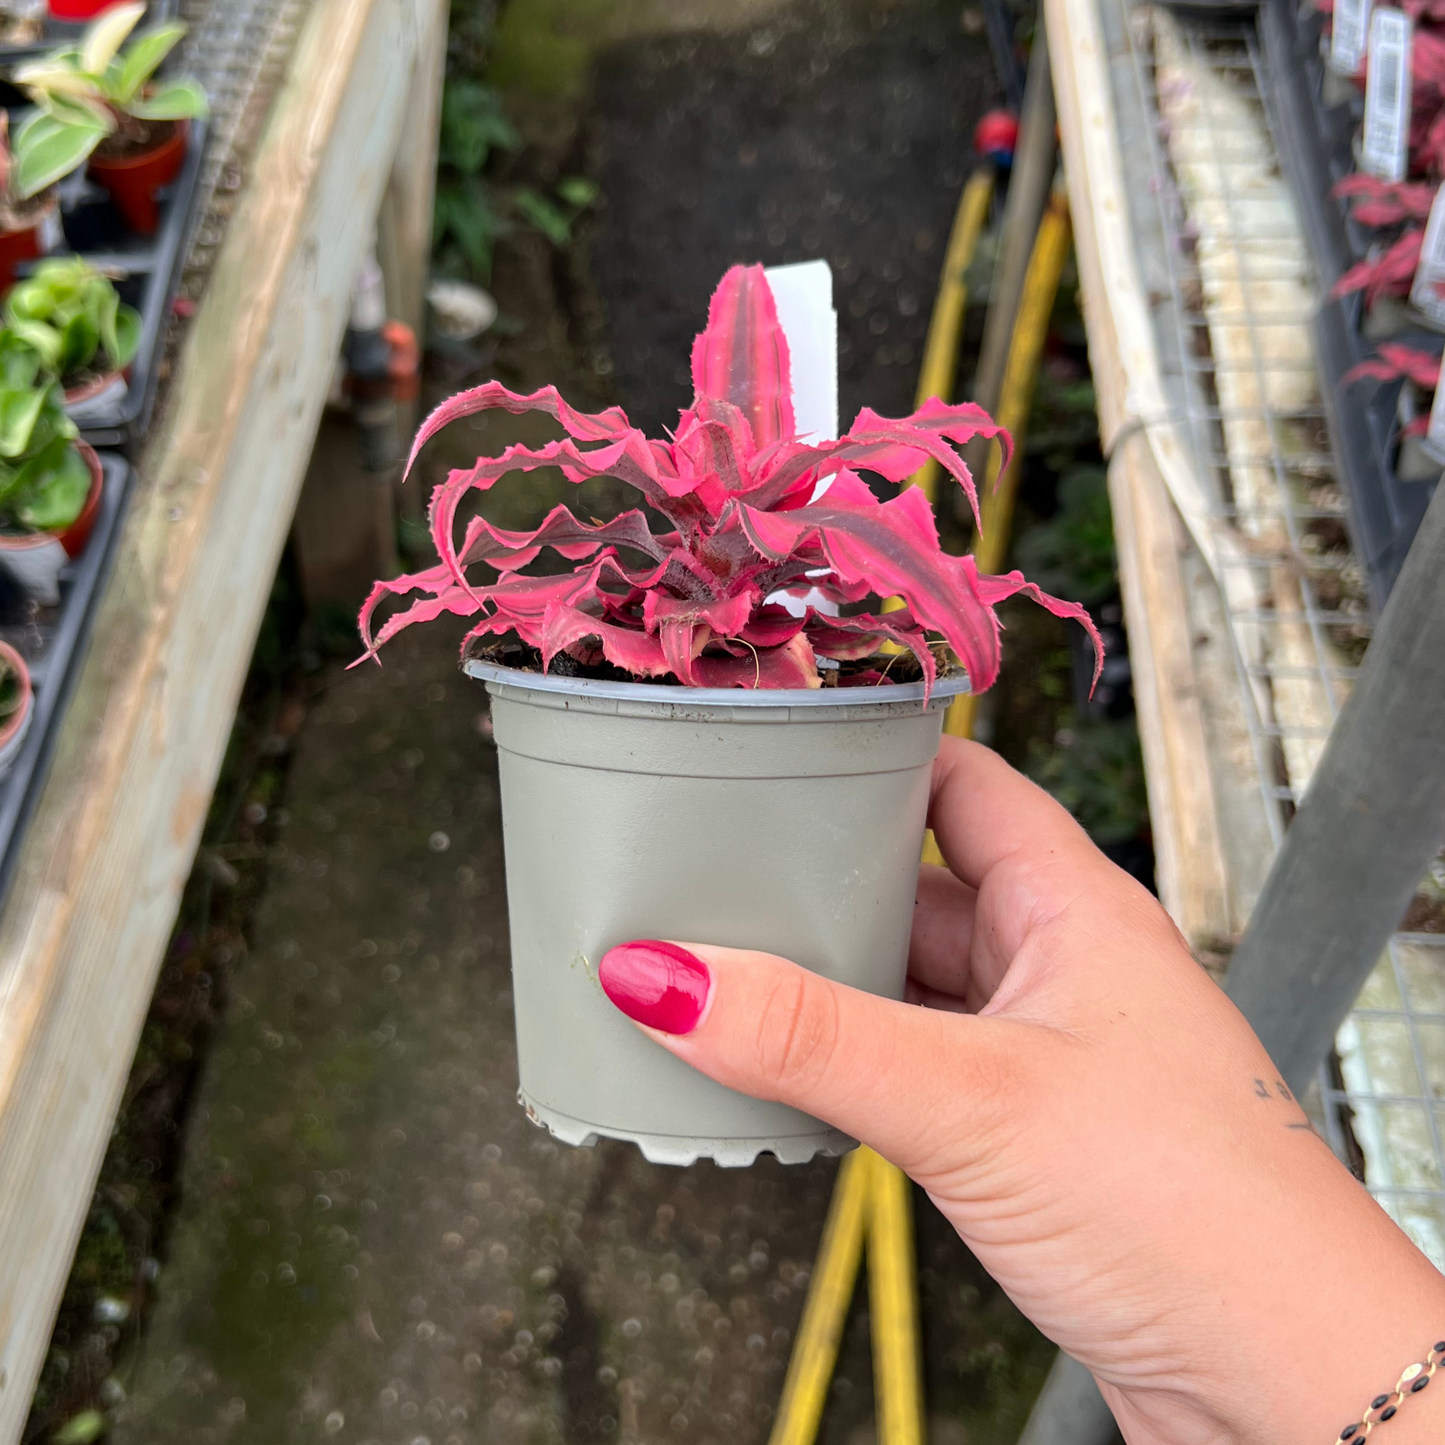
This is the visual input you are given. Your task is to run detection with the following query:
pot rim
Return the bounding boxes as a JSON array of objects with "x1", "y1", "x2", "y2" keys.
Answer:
[
  {"x1": 89, "y1": 117, "x2": 190, "y2": 174},
  {"x1": 0, "y1": 638, "x2": 33, "y2": 754},
  {"x1": 464, "y1": 658, "x2": 971, "y2": 707}
]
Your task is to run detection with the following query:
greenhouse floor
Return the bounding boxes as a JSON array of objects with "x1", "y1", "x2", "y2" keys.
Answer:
[
  {"x1": 29, "y1": 2, "x2": 1086, "y2": 1440},
  {"x1": 105, "y1": 626, "x2": 1046, "y2": 1445}
]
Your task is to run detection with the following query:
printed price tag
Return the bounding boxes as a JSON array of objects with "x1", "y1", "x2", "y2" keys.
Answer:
[
  {"x1": 1410, "y1": 185, "x2": 1445, "y2": 324},
  {"x1": 1332, "y1": 0, "x2": 1373, "y2": 74},
  {"x1": 1424, "y1": 347, "x2": 1445, "y2": 459},
  {"x1": 1362, "y1": 7, "x2": 1413, "y2": 183}
]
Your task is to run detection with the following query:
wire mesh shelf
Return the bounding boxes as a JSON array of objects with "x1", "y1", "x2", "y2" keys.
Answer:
[
  {"x1": 175, "y1": 0, "x2": 313, "y2": 300},
  {"x1": 1117, "y1": 1, "x2": 1445, "y2": 1263}
]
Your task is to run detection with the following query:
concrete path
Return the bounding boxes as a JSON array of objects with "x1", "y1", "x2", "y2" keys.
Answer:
[{"x1": 112, "y1": 621, "x2": 1050, "y2": 1445}]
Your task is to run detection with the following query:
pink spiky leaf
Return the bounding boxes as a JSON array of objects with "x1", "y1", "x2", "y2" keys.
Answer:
[
  {"x1": 692, "y1": 632, "x2": 821, "y2": 689},
  {"x1": 361, "y1": 265, "x2": 1100, "y2": 699},
  {"x1": 690, "y1": 264, "x2": 794, "y2": 448}
]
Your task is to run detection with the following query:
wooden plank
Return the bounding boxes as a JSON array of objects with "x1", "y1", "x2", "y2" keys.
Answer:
[
  {"x1": 1109, "y1": 433, "x2": 1231, "y2": 948},
  {"x1": 1045, "y1": 0, "x2": 1234, "y2": 952},
  {"x1": 377, "y1": 0, "x2": 448, "y2": 343},
  {"x1": 0, "y1": 0, "x2": 446, "y2": 1432}
]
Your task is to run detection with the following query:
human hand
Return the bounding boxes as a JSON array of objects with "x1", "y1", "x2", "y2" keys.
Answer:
[{"x1": 599, "y1": 738, "x2": 1445, "y2": 1445}]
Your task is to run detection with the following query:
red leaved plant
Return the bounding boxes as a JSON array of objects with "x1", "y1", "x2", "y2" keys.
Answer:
[
  {"x1": 358, "y1": 264, "x2": 1101, "y2": 697},
  {"x1": 1331, "y1": 229, "x2": 1425, "y2": 304},
  {"x1": 1332, "y1": 174, "x2": 1438, "y2": 226},
  {"x1": 1343, "y1": 341, "x2": 1444, "y2": 388}
]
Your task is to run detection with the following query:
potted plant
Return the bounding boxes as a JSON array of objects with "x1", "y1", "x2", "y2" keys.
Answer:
[
  {"x1": 0, "y1": 332, "x2": 101, "y2": 604},
  {"x1": 11, "y1": 1, "x2": 207, "y2": 235},
  {"x1": 0, "y1": 638, "x2": 33, "y2": 777},
  {"x1": 0, "y1": 113, "x2": 61, "y2": 294},
  {"x1": 4, "y1": 255, "x2": 139, "y2": 407},
  {"x1": 359, "y1": 264, "x2": 1102, "y2": 1165}
]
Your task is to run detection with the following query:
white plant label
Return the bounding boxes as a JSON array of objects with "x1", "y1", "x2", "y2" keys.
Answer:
[
  {"x1": 1332, "y1": 0, "x2": 1372, "y2": 75},
  {"x1": 1410, "y1": 185, "x2": 1445, "y2": 324},
  {"x1": 1362, "y1": 7, "x2": 1412, "y2": 183},
  {"x1": 1425, "y1": 347, "x2": 1445, "y2": 457}
]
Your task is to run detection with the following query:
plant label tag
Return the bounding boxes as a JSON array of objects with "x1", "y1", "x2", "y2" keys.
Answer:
[
  {"x1": 1410, "y1": 186, "x2": 1445, "y2": 323},
  {"x1": 1425, "y1": 348, "x2": 1445, "y2": 458},
  {"x1": 1332, "y1": 0, "x2": 1372, "y2": 74},
  {"x1": 1362, "y1": 8, "x2": 1412, "y2": 183}
]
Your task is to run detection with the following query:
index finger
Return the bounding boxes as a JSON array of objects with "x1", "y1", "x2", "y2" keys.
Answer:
[{"x1": 927, "y1": 736, "x2": 1104, "y2": 892}]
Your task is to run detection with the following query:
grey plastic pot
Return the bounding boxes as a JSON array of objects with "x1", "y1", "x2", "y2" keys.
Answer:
[{"x1": 467, "y1": 660, "x2": 969, "y2": 1167}]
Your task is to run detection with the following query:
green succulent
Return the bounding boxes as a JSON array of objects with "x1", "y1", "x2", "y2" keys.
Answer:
[
  {"x1": 10, "y1": 1, "x2": 208, "y2": 200},
  {"x1": 5, "y1": 257, "x2": 140, "y2": 379},
  {"x1": 0, "y1": 334, "x2": 89, "y2": 533},
  {"x1": 1013, "y1": 466, "x2": 1119, "y2": 608}
]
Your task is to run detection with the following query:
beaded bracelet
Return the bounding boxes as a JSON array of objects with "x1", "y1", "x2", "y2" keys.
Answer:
[{"x1": 1336, "y1": 1342, "x2": 1445, "y2": 1441}]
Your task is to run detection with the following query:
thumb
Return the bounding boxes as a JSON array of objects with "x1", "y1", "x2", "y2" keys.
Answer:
[{"x1": 598, "y1": 938, "x2": 1039, "y2": 1174}]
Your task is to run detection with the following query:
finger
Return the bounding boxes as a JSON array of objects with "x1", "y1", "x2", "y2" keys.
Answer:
[
  {"x1": 927, "y1": 736, "x2": 1102, "y2": 892},
  {"x1": 597, "y1": 937, "x2": 1055, "y2": 1174},
  {"x1": 927, "y1": 738, "x2": 1149, "y2": 975},
  {"x1": 903, "y1": 976, "x2": 971, "y2": 1014},
  {"x1": 909, "y1": 864, "x2": 996, "y2": 1008}
]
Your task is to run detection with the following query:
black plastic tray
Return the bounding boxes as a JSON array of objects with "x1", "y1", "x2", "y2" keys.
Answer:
[
  {"x1": 32, "y1": 116, "x2": 208, "y2": 448},
  {"x1": 0, "y1": 449, "x2": 130, "y2": 903},
  {"x1": 1261, "y1": 0, "x2": 1440, "y2": 608},
  {"x1": 0, "y1": 0, "x2": 180, "y2": 63}
]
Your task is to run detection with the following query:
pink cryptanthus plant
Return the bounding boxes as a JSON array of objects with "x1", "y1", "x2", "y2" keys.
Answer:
[{"x1": 358, "y1": 264, "x2": 1102, "y2": 697}]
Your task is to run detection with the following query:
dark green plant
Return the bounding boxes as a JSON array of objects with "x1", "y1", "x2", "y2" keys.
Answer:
[
  {"x1": 433, "y1": 80, "x2": 519, "y2": 280},
  {"x1": 511, "y1": 175, "x2": 599, "y2": 246},
  {"x1": 1027, "y1": 713, "x2": 1148, "y2": 846},
  {"x1": 1013, "y1": 466, "x2": 1118, "y2": 607},
  {"x1": 431, "y1": 67, "x2": 599, "y2": 279},
  {"x1": 0, "y1": 334, "x2": 90, "y2": 531},
  {"x1": 5, "y1": 257, "x2": 141, "y2": 379}
]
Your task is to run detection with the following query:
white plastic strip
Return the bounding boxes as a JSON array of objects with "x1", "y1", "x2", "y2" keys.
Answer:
[
  {"x1": 1362, "y1": 7, "x2": 1412, "y2": 183},
  {"x1": 1332, "y1": 0, "x2": 1373, "y2": 76}
]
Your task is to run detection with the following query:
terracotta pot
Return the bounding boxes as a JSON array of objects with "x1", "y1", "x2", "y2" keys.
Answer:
[
  {"x1": 0, "y1": 639, "x2": 33, "y2": 779},
  {"x1": 56, "y1": 442, "x2": 103, "y2": 559},
  {"x1": 88, "y1": 119, "x2": 189, "y2": 237},
  {"x1": 0, "y1": 195, "x2": 58, "y2": 293},
  {"x1": 47, "y1": 0, "x2": 120, "y2": 19},
  {"x1": 0, "y1": 443, "x2": 102, "y2": 603}
]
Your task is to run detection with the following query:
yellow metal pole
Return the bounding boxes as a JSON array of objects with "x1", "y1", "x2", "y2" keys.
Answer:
[
  {"x1": 867, "y1": 1149, "x2": 926, "y2": 1445},
  {"x1": 939, "y1": 190, "x2": 1071, "y2": 749},
  {"x1": 768, "y1": 1147, "x2": 871, "y2": 1445},
  {"x1": 905, "y1": 166, "x2": 995, "y2": 507}
]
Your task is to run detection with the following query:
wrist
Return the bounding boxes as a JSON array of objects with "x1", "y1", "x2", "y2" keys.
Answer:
[{"x1": 1106, "y1": 1140, "x2": 1445, "y2": 1445}]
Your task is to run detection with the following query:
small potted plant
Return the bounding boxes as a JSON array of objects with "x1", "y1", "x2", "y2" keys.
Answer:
[
  {"x1": 359, "y1": 265, "x2": 1101, "y2": 1165},
  {"x1": 12, "y1": 1, "x2": 208, "y2": 235},
  {"x1": 0, "y1": 332, "x2": 102, "y2": 603},
  {"x1": 0, "y1": 638, "x2": 33, "y2": 776},
  {"x1": 4, "y1": 255, "x2": 140, "y2": 407},
  {"x1": 0, "y1": 113, "x2": 61, "y2": 293}
]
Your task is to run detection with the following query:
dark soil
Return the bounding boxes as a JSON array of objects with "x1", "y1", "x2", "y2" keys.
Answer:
[
  {"x1": 92, "y1": 116, "x2": 180, "y2": 163},
  {"x1": 585, "y1": 0, "x2": 999, "y2": 446},
  {"x1": 474, "y1": 639, "x2": 936, "y2": 689}
]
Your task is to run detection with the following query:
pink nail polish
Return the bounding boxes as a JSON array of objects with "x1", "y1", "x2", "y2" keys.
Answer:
[{"x1": 599, "y1": 940, "x2": 711, "y2": 1035}]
